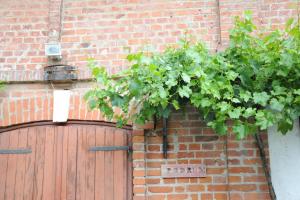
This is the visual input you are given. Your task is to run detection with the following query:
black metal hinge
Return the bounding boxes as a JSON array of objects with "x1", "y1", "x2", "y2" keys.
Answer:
[
  {"x1": 89, "y1": 146, "x2": 132, "y2": 153},
  {"x1": 0, "y1": 149, "x2": 32, "y2": 154}
]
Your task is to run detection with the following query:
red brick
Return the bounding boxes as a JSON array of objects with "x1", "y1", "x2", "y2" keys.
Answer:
[
  {"x1": 207, "y1": 184, "x2": 228, "y2": 191},
  {"x1": 244, "y1": 193, "x2": 271, "y2": 200},
  {"x1": 187, "y1": 185, "x2": 205, "y2": 192},
  {"x1": 133, "y1": 136, "x2": 145, "y2": 143},
  {"x1": 229, "y1": 167, "x2": 256, "y2": 174},
  {"x1": 214, "y1": 193, "x2": 228, "y2": 200},
  {"x1": 146, "y1": 178, "x2": 160, "y2": 184},
  {"x1": 244, "y1": 176, "x2": 266, "y2": 183},
  {"x1": 134, "y1": 186, "x2": 146, "y2": 194},
  {"x1": 147, "y1": 195, "x2": 165, "y2": 200},
  {"x1": 133, "y1": 178, "x2": 146, "y2": 185},
  {"x1": 148, "y1": 186, "x2": 173, "y2": 193},
  {"x1": 201, "y1": 193, "x2": 213, "y2": 200},
  {"x1": 167, "y1": 194, "x2": 188, "y2": 200},
  {"x1": 229, "y1": 184, "x2": 257, "y2": 191}
]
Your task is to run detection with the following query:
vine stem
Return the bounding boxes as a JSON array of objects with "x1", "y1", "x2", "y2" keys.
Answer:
[
  {"x1": 254, "y1": 133, "x2": 277, "y2": 200},
  {"x1": 163, "y1": 117, "x2": 168, "y2": 159}
]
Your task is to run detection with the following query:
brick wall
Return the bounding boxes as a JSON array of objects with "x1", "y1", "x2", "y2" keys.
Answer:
[
  {"x1": 0, "y1": 0, "x2": 298, "y2": 199},
  {"x1": 0, "y1": 83, "x2": 104, "y2": 126},
  {"x1": 132, "y1": 107, "x2": 270, "y2": 200}
]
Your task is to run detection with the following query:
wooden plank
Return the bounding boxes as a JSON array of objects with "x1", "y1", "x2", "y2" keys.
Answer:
[
  {"x1": 66, "y1": 126, "x2": 78, "y2": 200},
  {"x1": 42, "y1": 126, "x2": 56, "y2": 200},
  {"x1": 51, "y1": 126, "x2": 58, "y2": 200},
  {"x1": 127, "y1": 130, "x2": 133, "y2": 200},
  {"x1": 54, "y1": 126, "x2": 64, "y2": 200},
  {"x1": 14, "y1": 128, "x2": 29, "y2": 200},
  {"x1": 95, "y1": 127, "x2": 105, "y2": 200},
  {"x1": 0, "y1": 132, "x2": 10, "y2": 200},
  {"x1": 104, "y1": 127, "x2": 114, "y2": 200},
  {"x1": 60, "y1": 126, "x2": 69, "y2": 200},
  {"x1": 5, "y1": 129, "x2": 19, "y2": 200},
  {"x1": 76, "y1": 126, "x2": 87, "y2": 200},
  {"x1": 85, "y1": 126, "x2": 95, "y2": 200},
  {"x1": 114, "y1": 129, "x2": 126, "y2": 200},
  {"x1": 23, "y1": 127, "x2": 37, "y2": 200},
  {"x1": 32, "y1": 126, "x2": 46, "y2": 200}
]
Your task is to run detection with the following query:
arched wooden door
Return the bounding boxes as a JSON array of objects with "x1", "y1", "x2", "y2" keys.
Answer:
[{"x1": 0, "y1": 121, "x2": 132, "y2": 200}]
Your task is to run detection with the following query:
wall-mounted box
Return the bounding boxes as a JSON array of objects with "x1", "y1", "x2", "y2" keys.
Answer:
[{"x1": 45, "y1": 43, "x2": 62, "y2": 56}]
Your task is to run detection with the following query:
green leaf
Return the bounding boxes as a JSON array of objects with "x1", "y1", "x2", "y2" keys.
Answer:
[
  {"x1": 182, "y1": 73, "x2": 191, "y2": 83},
  {"x1": 172, "y1": 100, "x2": 180, "y2": 110},
  {"x1": 277, "y1": 118, "x2": 293, "y2": 134},
  {"x1": 239, "y1": 90, "x2": 252, "y2": 102},
  {"x1": 226, "y1": 71, "x2": 239, "y2": 80},
  {"x1": 232, "y1": 98, "x2": 241, "y2": 103},
  {"x1": 178, "y1": 86, "x2": 192, "y2": 98},
  {"x1": 200, "y1": 98, "x2": 212, "y2": 108},
  {"x1": 210, "y1": 121, "x2": 227, "y2": 135},
  {"x1": 243, "y1": 108, "x2": 256, "y2": 118},
  {"x1": 233, "y1": 122, "x2": 247, "y2": 139},
  {"x1": 228, "y1": 107, "x2": 243, "y2": 119},
  {"x1": 166, "y1": 79, "x2": 177, "y2": 87},
  {"x1": 255, "y1": 111, "x2": 275, "y2": 130},
  {"x1": 218, "y1": 102, "x2": 231, "y2": 112},
  {"x1": 232, "y1": 121, "x2": 255, "y2": 139},
  {"x1": 244, "y1": 10, "x2": 253, "y2": 21},
  {"x1": 129, "y1": 80, "x2": 141, "y2": 96},
  {"x1": 286, "y1": 18, "x2": 294, "y2": 30},
  {"x1": 159, "y1": 87, "x2": 168, "y2": 99},
  {"x1": 111, "y1": 95, "x2": 124, "y2": 107},
  {"x1": 269, "y1": 98, "x2": 284, "y2": 112},
  {"x1": 294, "y1": 89, "x2": 300, "y2": 95},
  {"x1": 253, "y1": 92, "x2": 270, "y2": 106},
  {"x1": 88, "y1": 99, "x2": 98, "y2": 110}
]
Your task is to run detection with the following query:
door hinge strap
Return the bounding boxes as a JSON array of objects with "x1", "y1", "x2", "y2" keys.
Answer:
[
  {"x1": 0, "y1": 149, "x2": 32, "y2": 154},
  {"x1": 89, "y1": 146, "x2": 130, "y2": 152}
]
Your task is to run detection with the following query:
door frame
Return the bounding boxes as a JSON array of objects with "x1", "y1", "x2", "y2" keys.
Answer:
[
  {"x1": 0, "y1": 120, "x2": 132, "y2": 133},
  {"x1": 0, "y1": 120, "x2": 133, "y2": 200}
]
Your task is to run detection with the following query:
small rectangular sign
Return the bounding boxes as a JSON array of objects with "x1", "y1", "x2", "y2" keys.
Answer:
[
  {"x1": 161, "y1": 164, "x2": 206, "y2": 178},
  {"x1": 53, "y1": 90, "x2": 71, "y2": 122}
]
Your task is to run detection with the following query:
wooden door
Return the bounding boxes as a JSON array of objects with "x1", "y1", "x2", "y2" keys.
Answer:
[{"x1": 0, "y1": 123, "x2": 132, "y2": 200}]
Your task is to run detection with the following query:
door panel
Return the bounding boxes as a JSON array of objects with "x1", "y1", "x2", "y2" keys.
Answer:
[
  {"x1": 14, "y1": 128, "x2": 28, "y2": 200},
  {"x1": 0, "y1": 131, "x2": 10, "y2": 200},
  {"x1": 0, "y1": 123, "x2": 132, "y2": 200}
]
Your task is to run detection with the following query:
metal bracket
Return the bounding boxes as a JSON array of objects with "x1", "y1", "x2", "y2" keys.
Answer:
[
  {"x1": 44, "y1": 64, "x2": 78, "y2": 82},
  {"x1": 89, "y1": 146, "x2": 131, "y2": 153},
  {"x1": 0, "y1": 149, "x2": 32, "y2": 154}
]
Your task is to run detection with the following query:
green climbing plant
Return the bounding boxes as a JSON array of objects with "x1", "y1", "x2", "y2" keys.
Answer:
[
  {"x1": 85, "y1": 11, "x2": 300, "y2": 139},
  {"x1": 0, "y1": 81, "x2": 4, "y2": 90}
]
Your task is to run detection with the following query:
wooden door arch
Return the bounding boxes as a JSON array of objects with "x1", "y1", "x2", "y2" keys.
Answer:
[{"x1": 0, "y1": 120, "x2": 132, "y2": 200}]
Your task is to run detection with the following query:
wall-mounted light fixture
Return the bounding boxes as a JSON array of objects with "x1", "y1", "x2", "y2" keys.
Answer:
[{"x1": 45, "y1": 42, "x2": 62, "y2": 61}]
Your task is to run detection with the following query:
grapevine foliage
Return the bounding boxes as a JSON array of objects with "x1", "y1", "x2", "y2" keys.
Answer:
[
  {"x1": 0, "y1": 81, "x2": 4, "y2": 90},
  {"x1": 85, "y1": 12, "x2": 300, "y2": 139}
]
